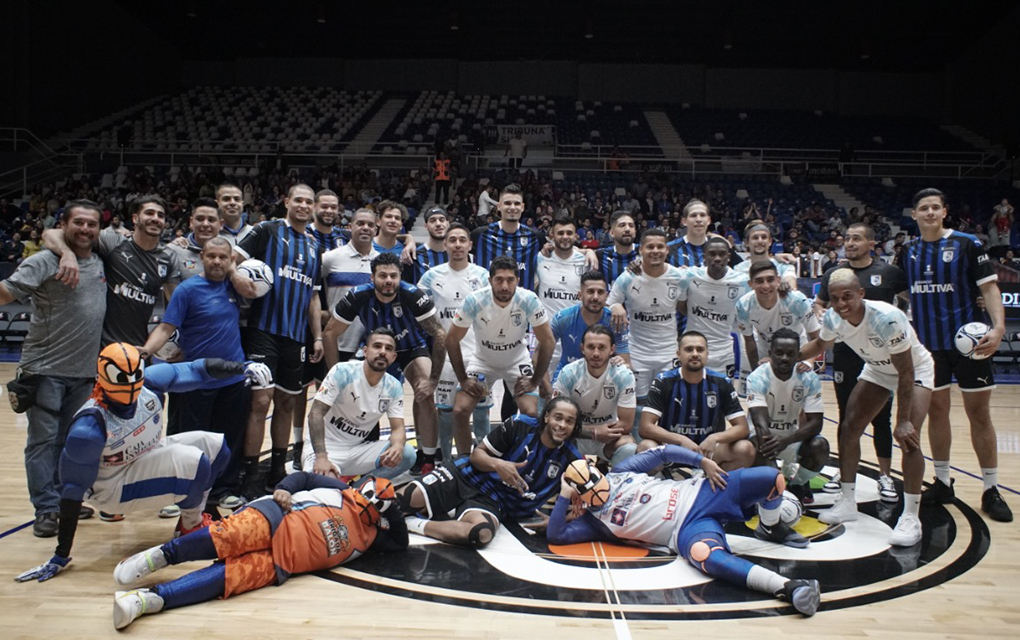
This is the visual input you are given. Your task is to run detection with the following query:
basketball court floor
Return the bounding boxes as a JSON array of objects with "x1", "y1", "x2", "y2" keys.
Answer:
[{"x1": 0, "y1": 361, "x2": 1017, "y2": 639}]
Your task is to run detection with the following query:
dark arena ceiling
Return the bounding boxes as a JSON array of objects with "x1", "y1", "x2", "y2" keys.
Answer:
[{"x1": 112, "y1": 0, "x2": 1017, "y2": 71}]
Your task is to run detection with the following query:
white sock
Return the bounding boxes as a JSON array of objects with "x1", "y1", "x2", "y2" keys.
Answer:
[
  {"x1": 405, "y1": 516, "x2": 429, "y2": 535},
  {"x1": 903, "y1": 493, "x2": 921, "y2": 517},
  {"x1": 981, "y1": 468, "x2": 998, "y2": 492},
  {"x1": 758, "y1": 503, "x2": 781, "y2": 526},
  {"x1": 180, "y1": 507, "x2": 204, "y2": 530},
  {"x1": 746, "y1": 565, "x2": 787, "y2": 596},
  {"x1": 841, "y1": 482, "x2": 856, "y2": 502},
  {"x1": 933, "y1": 460, "x2": 951, "y2": 486},
  {"x1": 422, "y1": 446, "x2": 438, "y2": 456}
]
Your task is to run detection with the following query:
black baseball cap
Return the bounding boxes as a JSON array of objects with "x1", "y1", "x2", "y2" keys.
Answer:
[{"x1": 424, "y1": 206, "x2": 447, "y2": 221}]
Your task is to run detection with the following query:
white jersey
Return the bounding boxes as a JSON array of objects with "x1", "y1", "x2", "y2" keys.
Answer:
[
  {"x1": 735, "y1": 290, "x2": 819, "y2": 351},
  {"x1": 678, "y1": 267, "x2": 749, "y2": 365},
  {"x1": 536, "y1": 249, "x2": 586, "y2": 317},
  {"x1": 597, "y1": 473, "x2": 704, "y2": 552},
  {"x1": 418, "y1": 262, "x2": 489, "y2": 362},
  {"x1": 607, "y1": 266, "x2": 685, "y2": 363},
  {"x1": 553, "y1": 360, "x2": 636, "y2": 428},
  {"x1": 313, "y1": 361, "x2": 404, "y2": 448},
  {"x1": 322, "y1": 244, "x2": 378, "y2": 352},
  {"x1": 94, "y1": 387, "x2": 163, "y2": 471},
  {"x1": 819, "y1": 300, "x2": 933, "y2": 378},
  {"x1": 732, "y1": 257, "x2": 795, "y2": 281},
  {"x1": 745, "y1": 362, "x2": 824, "y2": 437},
  {"x1": 452, "y1": 287, "x2": 548, "y2": 369}
]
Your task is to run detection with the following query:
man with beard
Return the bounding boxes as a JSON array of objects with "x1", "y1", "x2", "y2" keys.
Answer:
[
  {"x1": 550, "y1": 270, "x2": 630, "y2": 381},
  {"x1": 303, "y1": 329, "x2": 413, "y2": 479},
  {"x1": 398, "y1": 397, "x2": 582, "y2": 548},
  {"x1": 736, "y1": 261, "x2": 820, "y2": 371},
  {"x1": 536, "y1": 214, "x2": 587, "y2": 366},
  {"x1": 234, "y1": 184, "x2": 324, "y2": 497},
  {"x1": 403, "y1": 206, "x2": 450, "y2": 284},
  {"x1": 324, "y1": 253, "x2": 446, "y2": 476},
  {"x1": 595, "y1": 211, "x2": 638, "y2": 289},
  {"x1": 166, "y1": 198, "x2": 222, "y2": 281}
]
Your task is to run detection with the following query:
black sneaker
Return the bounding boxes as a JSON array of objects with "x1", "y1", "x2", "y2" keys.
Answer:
[
  {"x1": 788, "y1": 482, "x2": 815, "y2": 505},
  {"x1": 241, "y1": 470, "x2": 267, "y2": 501},
  {"x1": 79, "y1": 505, "x2": 95, "y2": 520},
  {"x1": 292, "y1": 441, "x2": 304, "y2": 472},
  {"x1": 776, "y1": 579, "x2": 821, "y2": 616},
  {"x1": 981, "y1": 487, "x2": 1014, "y2": 522},
  {"x1": 921, "y1": 477, "x2": 955, "y2": 505},
  {"x1": 754, "y1": 520, "x2": 809, "y2": 549},
  {"x1": 33, "y1": 512, "x2": 58, "y2": 537},
  {"x1": 263, "y1": 468, "x2": 288, "y2": 494},
  {"x1": 409, "y1": 449, "x2": 425, "y2": 476}
]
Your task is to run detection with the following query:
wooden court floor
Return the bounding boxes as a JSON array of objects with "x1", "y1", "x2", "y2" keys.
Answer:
[{"x1": 1, "y1": 361, "x2": 1018, "y2": 639}]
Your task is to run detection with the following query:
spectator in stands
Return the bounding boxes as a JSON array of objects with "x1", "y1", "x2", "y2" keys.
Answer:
[
  {"x1": 990, "y1": 198, "x2": 1014, "y2": 247},
  {"x1": 821, "y1": 250, "x2": 840, "y2": 274},
  {"x1": 973, "y1": 224, "x2": 990, "y2": 247},
  {"x1": 505, "y1": 132, "x2": 527, "y2": 170},
  {"x1": 21, "y1": 228, "x2": 43, "y2": 259},
  {"x1": 2, "y1": 231, "x2": 25, "y2": 263},
  {"x1": 433, "y1": 152, "x2": 453, "y2": 205},
  {"x1": 1001, "y1": 249, "x2": 1020, "y2": 270},
  {"x1": 477, "y1": 185, "x2": 498, "y2": 220}
]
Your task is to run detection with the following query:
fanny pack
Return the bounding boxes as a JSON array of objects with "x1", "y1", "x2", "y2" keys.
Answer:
[{"x1": 7, "y1": 370, "x2": 42, "y2": 413}]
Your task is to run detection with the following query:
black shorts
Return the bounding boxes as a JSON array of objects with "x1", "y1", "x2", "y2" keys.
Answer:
[
  {"x1": 412, "y1": 466, "x2": 503, "y2": 522},
  {"x1": 301, "y1": 334, "x2": 326, "y2": 387},
  {"x1": 931, "y1": 349, "x2": 996, "y2": 391},
  {"x1": 243, "y1": 328, "x2": 305, "y2": 394},
  {"x1": 385, "y1": 346, "x2": 430, "y2": 380}
]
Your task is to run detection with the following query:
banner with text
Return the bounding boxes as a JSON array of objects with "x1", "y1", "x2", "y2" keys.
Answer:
[{"x1": 493, "y1": 125, "x2": 556, "y2": 145}]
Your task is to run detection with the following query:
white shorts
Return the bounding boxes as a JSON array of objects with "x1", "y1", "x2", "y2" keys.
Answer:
[
  {"x1": 88, "y1": 431, "x2": 225, "y2": 513},
  {"x1": 303, "y1": 439, "x2": 389, "y2": 476},
  {"x1": 707, "y1": 354, "x2": 736, "y2": 379},
  {"x1": 631, "y1": 354, "x2": 676, "y2": 398},
  {"x1": 465, "y1": 354, "x2": 537, "y2": 397},
  {"x1": 575, "y1": 438, "x2": 608, "y2": 461},
  {"x1": 859, "y1": 360, "x2": 935, "y2": 393},
  {"x1": 437, "y1": 360, "x2": 493, "y2": 409}
]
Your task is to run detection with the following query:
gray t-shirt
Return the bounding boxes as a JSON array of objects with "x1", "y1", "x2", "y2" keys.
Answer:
[
  {"x1": 167, "y1": 241, "x2": 203, "y2": 281},
  {"x1": 3, "y1": 251, "x2": 107, "y2": 377}
]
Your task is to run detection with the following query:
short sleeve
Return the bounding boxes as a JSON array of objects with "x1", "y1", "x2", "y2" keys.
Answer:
[
  {"x1": 717, "y1": 378, "x2": 744, "y2": 420},
  {"x1": 606, "y1": 272, "x2": 630, "y2": 306},
  {"x1": 644, "y1": 376, "x2": 669, "y2": 418},
  {"x1": 735, "y1": 294, "x2": 753, "y2": 336},
  {"x1": 802, "y1": 372, "x2": 824, "y2": 414},
  {"x1": 481, "y1": 417, "x2": 525, "y2": 457},
  {"x1": 745, "y1": 367, "x2": 769, "y2": 408},
  {"x1": 236, "y1": 221, "x2": 270, "y2": 261},
  {"x1": 2, "y1": 253, "x2": 56, "y2": 301},
  {"x1": 968, "y1": 236, "x2": 997, "y2": 286},
  {"x1": 819, "y1": 309, "x2": 840, "y2": 342},
  {"x1": 404, "y1": 284, "x2": 436, "y2": 321},
  {"x1": 97, "y1": 228, "x2": 126, "y2": 257},
  {"x1": 525, "y1": 293, "x2": 549, "y2": 327},
  {"x1": 313, "y1": 363, "x2": 346, "y2": 406},
  {"x1": 878, "y1": 309, "x2": 913, "y2": 355},
  {"x1": 332, "y1": 289, "x2": 362, "y2": 324},
  {"x1": 386, "y1": 380, "x2": 405, "y2": 419},
  {"x1": 161, "y1": 283, "x2": 190, "y2": 328},
  {"x1": 616, "y1": 368, "x2": 637, "y2": 409}
]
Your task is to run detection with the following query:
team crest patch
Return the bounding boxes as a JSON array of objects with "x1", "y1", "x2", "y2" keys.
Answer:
[
  {"x1": 639, "y1": 493, "x2": 651, "y2": 504},
  {"x1": 575, "y1": 265, "x2": 585, "y2": 276},
  {"x1": 520, "y1": 237, "x2": 529, "y2": 247},
  {"x1": 706, "y1": 393, "x2": 717, "y2": 408},
  {"x1": 792, "y1": 387, "x2": 804, "y2": 403},
  {"x1": 158, "y1": 264, "x2": 167, "y2": 278},
  {"x1": 603, "y1": 386, "x2": 616, "y2": 400},
  {"x1": 942, "y1": 249, "x2": 955, "y2": 262},
  {"x1": 184, "y1": 259, "x2": 196, "y2": 270},
  {"x1": 546, "y1": 462, "x2": 561, "y2": 479},
  {"x1": 834, "y1": 371, "x2": 844, "y2": 383},
  {"x1": 667, "y1": 285, "x2": 679, "y2": 301},
  {"x1": 393, "y1": 304, "x2": 403, "y2": 318},
  {"x1": 610, "y1": 508, "x2": 627, "y2": 525},
  {"x1": 871, "y1": 275, "x2": 882, "y2": 286},
  {"x1": 781, "y1": 314, "x2": 793, "y2": 326},
  {"x1": 727, "y1": 285, "x2": 739, "y2": 299},
  {"x1": 869, "y1": 337, "x2": 885, "y2": 348},
  {"x1": 378, "y1": 398, "x2": 391, "y2": 413},
  {"x1": 511, "y1": 311, "x2": 523, "y2": 326}
]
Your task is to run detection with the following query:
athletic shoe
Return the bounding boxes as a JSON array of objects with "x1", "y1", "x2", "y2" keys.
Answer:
[
  {"x1": 823, "y1": 471, "x2": 840, "y2": 493},
  {"x1": 79, "y1": 505, "x2": 95, "y2": 520},
  {"x1": 241, "y1": 470, "x2": 266, "y2": 501},
  {"x1": 920, "y1": 477, "x2": 955, "y2": 505},
  {"x1": 113, "y1": 545, "x2": 168, "y2": 586},
  {"x1": 292, "y1": 441, "x2": 304, "y2": 472},
  {"x1": 889, "y1": 512, "x2": 922, "y2": 546},
  {"x1": 818, "y1": 493, "x2": 858, "y2": 525},
  {"x1": 113, "y1": 589, "x2": 164, "y2": 630},
  {"x1": 877, "y1": 474, "x2": 899, "y2": 503},
  {"x1": 263, "y1": 468, "x2": 288, "y2": 493},
  {"x1": 754, "y1": 520, "x2": 809, "y2": 549},
  {"x1": 174, "y1": 512, "x2": 214, "y2": 539},
  {"x1": 33, "y1": 512, "x2": 58, "y2": 538},
  {"x1": 981, "y1": 487, "x2": 1014, "y2": 522},
  {"x1": 409, "y1": 449, "x2": 426, "y2": 476},
  {"x1": 217, "y1": 495, "x2": 245, "y2": 510},
  {"x1": 776, "y1": 579, "x2": 821, "y2": 616},
  {"x1": 99, "y1": 511, "x2": 125, "y2": 522},
  {"x1": 788, "y1": 482, "x2": 815, "y2": 505},
  {"x1": 158, "y1": 505, "x2": 181, "y2": 519}
]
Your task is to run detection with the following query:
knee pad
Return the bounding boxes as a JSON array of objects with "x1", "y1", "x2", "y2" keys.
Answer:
[
  {"x1": 466, "y1": 513, "x2": 497, "y2": 548},
  {"x1": 396, "y1": 485, "x2": 420, "y2": 514},
  {"x1": 687, "y1": 537, "x2": 727, "y2": 574}
]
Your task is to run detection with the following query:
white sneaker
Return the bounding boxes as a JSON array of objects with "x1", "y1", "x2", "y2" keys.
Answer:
[
  {"x1": 877, "y1": 474, "x2": 899, "y2": 503},
  {"x1": 217, "y1": 495, "x2": 245, "y2": 510},
  {"x1": 113, "y1": 589, "x2": 164, "y2": 630},
  {"x1": 113, "y1": 545, "x2": 168, "y2": 586},
  {"x1": 818, "y1": 493, "x2": 858, "y2": 525},
  {"x1": 889, "y1": 512, "x2": 922, "y2": 547},
  {"x1": 158, "y1": 505, "x2": 181, "y2": 519},
  {"x1": 823, "y1": 471, "x2": 841, "y2": 493}
]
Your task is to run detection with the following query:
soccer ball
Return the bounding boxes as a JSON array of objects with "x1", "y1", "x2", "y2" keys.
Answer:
[
  {"x1": 154, "y1": 330, "x2": 182, "y2": 361},
  {"x1": 779, "y1": 490, "x2": 803, "y2": 526},
  {"x1": 954, "y1": 322, "x2": 991, "y2": 360},
  {"x1": 564, "y1": 459, "x2": 610, "y2": 508},
  {"x1": 237, "y1": 259, "x2": 275, "y2": 298}
]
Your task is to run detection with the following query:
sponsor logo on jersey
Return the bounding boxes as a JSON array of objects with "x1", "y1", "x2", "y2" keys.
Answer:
[
  {"x1": 320, "y1": 516, "x2": 352, "y2": 557},
  {"x1": 113, "y1": 282, "x2": 157, "y2": 305},
  {"x1": 792, "y1": 386, "x2": 804, "y2": 403}
]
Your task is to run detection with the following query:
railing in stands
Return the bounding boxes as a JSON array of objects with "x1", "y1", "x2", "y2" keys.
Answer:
[{"x1": 0, "y1": 128, "x2": 84, "y2": 199}]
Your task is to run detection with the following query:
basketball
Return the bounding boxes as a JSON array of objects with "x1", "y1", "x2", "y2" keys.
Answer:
[
  {"x1": 237, "y1": 259, "x2": 275, "y2": 298},
  {"x1": 564, "y1": 459, "x2": 610, "y2": 508},
  {"x1": 954, "y1": 321, "x2": 991, "y2": 360},
  {"x1": 154, "y1": 329, "x2": 182, "y2": 361},
  {"x1": 780, "y1": 490, "x2": 804, "y2": 526}
]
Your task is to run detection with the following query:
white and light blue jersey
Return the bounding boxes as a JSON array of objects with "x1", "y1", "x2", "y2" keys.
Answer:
[
  {"x1": 745, "y1": 362, "x2": 824, "y2": 437},
  {"x1": 735, "y1": 290, "x2": 819, "y2": 351},
  {"x1": 549, "y1": 305, "x2": 630, "y2": 380},
  {"x1": 452, "y1": 287, "x2": 548, "y2": 369},
  {"x1": 553, "y1": 360, "x2": 636, "y2": 428},
  {"x1": 536, "y1": 249, "x2": 587, "y2": 317},
  {"x1": 313, "y1": 362, "x2": 405, "y2": 448},
  {"x1": 606, "y1": 266, "x2": 685, "y2": 364},
  {"x1": 418, "y1": 262, "x2": 489, "y2": 362},
  {"x1": 678, "y1": 266, "x2": 749, "y2": 365},
  {"x1": 819, "y1": 300, "x2": 932, "y2": 378}
]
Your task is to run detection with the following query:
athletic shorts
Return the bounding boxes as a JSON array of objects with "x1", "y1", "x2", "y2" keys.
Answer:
[
  {"x1": 301, "y1": 335, "x2": 326, "y2": 387},
  {"x1": 409, "y1": 465, "x2": 503, "y2": 522},
  {"x1": 931, "y1": 348, "x2": 996, "y2": 392},
  {"x1": 436, "y1": 360, "x2": 493, "y2": 409},
  {"x1": 859, "y1": 358, "x2": 935, "y2": 393},
  {"x1": 463, "y1": 355, "x2": 538, "y2": 399},
  {"x1": 302, "y1": 439, "x2": 390, "y2": 477},
  {"x1": 632, "y1": 354, "x2": 677, "y2": 399},
  {"x1": 243, "y1": 328, "x2": 305, "y2": 394}
]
